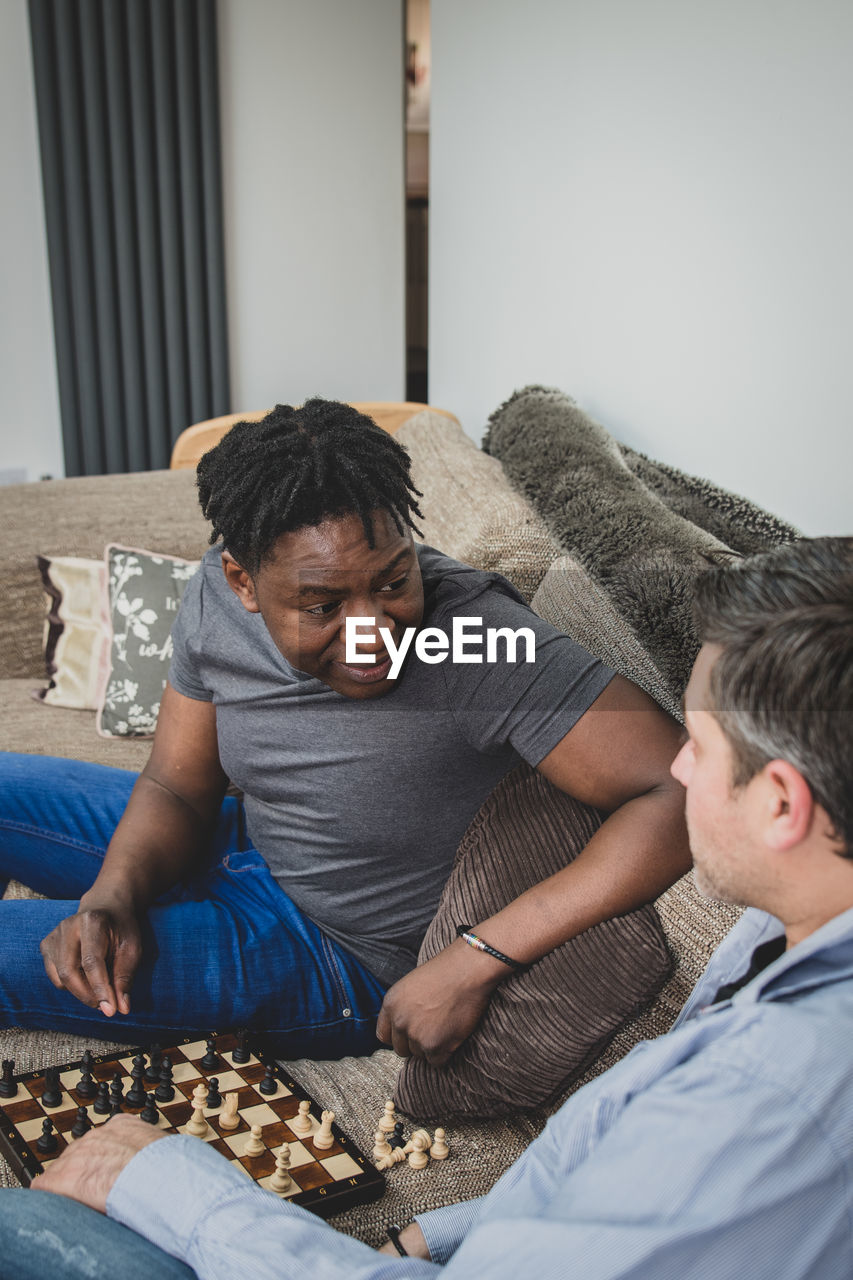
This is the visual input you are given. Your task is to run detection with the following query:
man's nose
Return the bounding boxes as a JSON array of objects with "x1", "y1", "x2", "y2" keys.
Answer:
[{"x1": 340, "y1": 603, "x2": 393, "y2": 650}]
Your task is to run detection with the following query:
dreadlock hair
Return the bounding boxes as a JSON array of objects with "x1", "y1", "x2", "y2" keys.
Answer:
[{"x1": 196, "y1": 399, "x2": 424, "y2": 575}]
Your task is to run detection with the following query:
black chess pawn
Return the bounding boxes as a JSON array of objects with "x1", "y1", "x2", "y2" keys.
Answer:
[
  {"x1": 71, "y1": 1105, "x2": 92, "y2": 1139},
  {"x1": 258, "y1": 1063, "x2": 278, "y2": 1096},
  {"x1": 139, "y1": 1093, "x2": 160, "y2": 1125},
  {"x1": 145, "y1": 1045, "x2": 162, "y2": 1084},
  {"x1": 109, "y1": 1070, "x2": 125, "y2": 1106},
  {"x1": 93, "y1": 1081, "x2": 111, "y2": 1115},
  {"x1": 388, "y1": 1120, "x2": 406, "y2": 1150},
  {"x1": 0, "y1": 1059, "x2": 16, "y2": 1098},
  {"x1": 232, "y1": 1029, "x2": 250, "y2": 1065},
  {"x1": 155, "y1": 1056, "x2": 174, "y2": 1103},
  {"x1": 36, "y1": 1117, "x2": 58, "y2": 1154},
  {"x1": 75, "y1": 1062, "x2": 97, "y2": 1101},
  {"x1": 200, "y1": 1037, "x2": 220, "y2": 1071},
  {"x1": 126, "y1": 1064, "x2": 147, "y2": 1108},
  {"x1": 205, "y1": 1077, "x2": 222, "y2": 1109},
  {"x1": 42, "y1": 1067, "x2": 62, "y2": 1109}
]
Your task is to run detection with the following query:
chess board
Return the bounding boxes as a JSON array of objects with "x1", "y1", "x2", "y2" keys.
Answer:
[{"x1": 0, "y1": 1031, "x2": 384, "y2": 1218}]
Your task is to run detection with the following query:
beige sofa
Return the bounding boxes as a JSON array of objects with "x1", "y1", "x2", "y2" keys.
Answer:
[{"x1": 0, "y1": 408, "x2": 741, "y2": 1242}]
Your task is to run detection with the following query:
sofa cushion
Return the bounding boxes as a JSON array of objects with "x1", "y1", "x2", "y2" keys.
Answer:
[
  {"x1": 97, "y1": 546, "x2": 199, "y2": 737},
  {"x1": 34, "y1": 555, "x2": 109, "y2": 710},
  {"x1": 396, "y1": 411, "x2": 562, "y2": 602},
  {"x1": 394, "y1": 765, "x2": 672, "y2": 1119}
]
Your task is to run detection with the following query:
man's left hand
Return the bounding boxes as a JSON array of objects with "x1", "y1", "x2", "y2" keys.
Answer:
[
  {"x1": 32, "y1": 1114, "x2": 165, "y2": 1213},
  {"x1": 376, "y1": 940, "x2": 503, "y2": 1066}
]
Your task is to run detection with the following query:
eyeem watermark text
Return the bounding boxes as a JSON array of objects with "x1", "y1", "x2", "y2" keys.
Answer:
[{"x1": 346, "y1": 617, "x2": 536, "y2": 679}]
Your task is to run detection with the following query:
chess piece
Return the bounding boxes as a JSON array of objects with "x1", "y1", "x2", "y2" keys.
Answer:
[
  {"x1": 313, "y1": 1109, "x2": 334, "y2": 1150},
  {"x1": 76, "y1": 1052, "x2": 97, "y2": 1100},
  {"x1": 140, "y1": 1093, "x2": 160, "y2": 1125},
  {"x1": 372, "y1": 1130, "x2": 391, "y2": 1160},
  {"x1": 232, "y1": 1029, "x2": 251, "y2": 1064},
  {"x1": 185, "y1": 1083, "x2": 210, "y2": 1137},
  {"x1": 0, "y1": 1059, "x2": 16, "y2": 1098},
  {"x1": 219, "y1": 1093, "x2": 240, "y2": 1130},
  {"x1": 36, "y1": 1116, "x2": 58, "y2": 1153},
  {"x1": 200, "y1": 1038, "x2": 220, "y2": 1070},
  {"x1": 430, "y1": 1127, "x2": 449, "y2": 1160},
  {"x1": 93, "y1": 1081, "x2": 111, "y2": 1115},
  {"x1": 244, "y1": 1123, "x2": 265, "y2": 1157},
  {"x1": 71, "y1": 1105, "x2": 92, "y2": 1139},
  {"x1": 407, "y1": 1130, "x2": 430, "y2": 1170},
  {"x1": 377, "y1": 1100, "x2": 397, "y2": 1133},
  {"x1": 268, "y1": 1143, "x2": 293, "y2": 1193},
  {"x1": 387, "y1": 1120, "x2": 406, "y2": 1150},
  {"x1": 258, "y1": 1063, "x2": 278, "y2": 1095},
  {"x1": 41, "y1": 1067, "x2": 62, "y2": 1109},
  {"x1": 155, "y1": 1057, "x2": 175, "y2": 1103},
  {"x1": 145, "y1": 1045, "x2": 162, "y2": 1083},
  {"x1": 109, "y1": 1071, "x2": 125, "y2": 1112},
  {"x1": 206, "y1": 1077, "x2": 222, "y2": 1109},
  {"x1": 126, "y1": 1063, "x2": 147, "y2": 1108},
  {"x1": 375, "y1": 1147, "x2": 407, "y2": 1171},
  {"x1": 290, "y1": 1099, "x2": 312, "y2": 1135}
]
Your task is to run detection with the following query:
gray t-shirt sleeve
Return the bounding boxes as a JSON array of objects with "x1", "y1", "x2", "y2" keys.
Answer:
[
  {"x1": 167, "y1": 563, "x2": 214, "y2": 702},
  {"x1": 433, "y1": 586, "x2": 615, "y2": 767}
]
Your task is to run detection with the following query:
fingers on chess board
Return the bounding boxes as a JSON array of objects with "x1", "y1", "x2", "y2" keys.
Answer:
[{"x1": 0, "y1": 1033, "x2": 383, "y2": 1216}]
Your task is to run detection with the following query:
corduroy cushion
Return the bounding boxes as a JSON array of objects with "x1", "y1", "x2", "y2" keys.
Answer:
[{"x1": 394, "y1": 765, "x2": 673, "y2": 1119}]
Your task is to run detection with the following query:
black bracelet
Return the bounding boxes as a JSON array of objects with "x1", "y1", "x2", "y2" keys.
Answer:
[
  {"x1": 455, "y1": 924, "x2": 529, "y2": 974},
  {"x1": 386, "y1": 1224, "x2": 409, "y2": 1256}
]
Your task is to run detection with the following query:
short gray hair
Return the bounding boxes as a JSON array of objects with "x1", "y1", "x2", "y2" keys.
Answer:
[{"x1": 693, "y1": 537, "x2": 853, "y2": 857}]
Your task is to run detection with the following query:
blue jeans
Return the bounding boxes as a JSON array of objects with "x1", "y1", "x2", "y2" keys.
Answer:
[
  {"x1": 0, "y1": 1189, "x2": 196, "y2": 1280},
  {"x1": 0, "y1": 754, "x2": 387, "y2": 1057}
]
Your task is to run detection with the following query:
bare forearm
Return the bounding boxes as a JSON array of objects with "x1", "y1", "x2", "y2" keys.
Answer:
[
  {"x1": 82, "y1": 771, "x2": 222, "y2": 912},
  {"x1": 465, "y1": 782, "x2": 690, "y2": 970}
]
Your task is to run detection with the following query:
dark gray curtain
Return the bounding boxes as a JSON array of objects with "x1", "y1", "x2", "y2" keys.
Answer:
[{"x1": 28, "y1": 0, "x2": 230, "y2": 475}]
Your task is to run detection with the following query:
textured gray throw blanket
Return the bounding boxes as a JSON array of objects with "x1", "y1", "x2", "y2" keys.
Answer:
[{"x1": 485, "y1": 386, "x2": 800, "y2": 696}]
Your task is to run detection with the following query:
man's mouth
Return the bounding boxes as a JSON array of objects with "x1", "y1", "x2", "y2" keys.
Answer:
[{"x1": 334, "y1": 654, "x2": 394, "y2": 684}]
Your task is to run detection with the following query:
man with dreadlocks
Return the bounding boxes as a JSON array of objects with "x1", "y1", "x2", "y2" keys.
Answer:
[{"x1": 0, "y1": 400, "x2": 689, "y2": 1062}]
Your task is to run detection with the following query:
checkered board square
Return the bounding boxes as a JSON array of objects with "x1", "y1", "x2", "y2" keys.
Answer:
[{"x1": 0, "y1": 1031, "x2": 384, "y2": 1218}]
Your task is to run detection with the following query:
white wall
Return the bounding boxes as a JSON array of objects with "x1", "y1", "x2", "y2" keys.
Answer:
[
  {"x1": 430, "y1": 0, "x2": 852, "y2": 535},
  {"x1": 0, "y1": 0, "x2": 63, "y2": 481},
  {"x1": 218, "y1": 0, "x2": 406, "y2": 412}
]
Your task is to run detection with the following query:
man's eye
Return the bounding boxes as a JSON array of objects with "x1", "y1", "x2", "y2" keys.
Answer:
[
  {"x1": 305, "y1": 601, "x2": 340, "y2": 617},
  {"x1": 379, "y1": 575, "x2": 408, "y2": 593}
]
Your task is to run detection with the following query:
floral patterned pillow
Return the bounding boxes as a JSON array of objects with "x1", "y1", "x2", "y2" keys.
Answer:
[{"x1": 96, "y1": 545, "x2": 199, "y2": 738}]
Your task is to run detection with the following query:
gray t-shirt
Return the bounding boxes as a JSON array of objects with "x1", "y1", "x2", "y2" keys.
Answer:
[{"x1": 168, "y1": 544, "x2": 614, "y2": 984}]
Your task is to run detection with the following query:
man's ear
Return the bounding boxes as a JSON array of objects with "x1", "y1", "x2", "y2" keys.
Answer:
[
  {"x1": 760, "y1": 760, "x2": 815, "y2": 851},
  {"x1": 221, "y1": 550, "x2": 261, "y2": 614}
]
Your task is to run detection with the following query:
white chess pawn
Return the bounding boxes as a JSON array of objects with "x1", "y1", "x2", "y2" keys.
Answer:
[
  {"x1": 377, "y1": 1099, "x2": 397, "y2": 1133},
  {"x1": 313, "y1": 1109, "x2": 335, "y2": 1150},
  {"x1": 219, "y1": 1092, "x2": 240, "y2": 1130},
  {"x1": 430, "y1": 1127, "x2": 449, "y2": 1160},
  {"x1": 372, "y1": 1129, "x2": 391, "y2": 1160},
  {"x1": 269, "y1": 1143, "x2": 292, "y2": 1193},
  {"x1": 185, "y1": 1082, "x2": 210, "y2": 1137},
  {"x1": 244, "y1": 1123, "x2": 265, "y2": 1157},
  {"x1": 290, "y1": 1099, "x2": 312, "y2": 1135},
  {"x1": 407, "y1": 1130, "x2": 430, "y2": 1170}
]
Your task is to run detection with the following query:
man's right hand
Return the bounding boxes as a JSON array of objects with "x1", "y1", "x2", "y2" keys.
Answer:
[{"x1": 40, "y1": 897, "x2": 143, "y2": 1017}]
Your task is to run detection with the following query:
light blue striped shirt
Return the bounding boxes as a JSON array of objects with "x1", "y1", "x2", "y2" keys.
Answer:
[{"x1": 109, "y1": 905, "x2": 853, "y2": 1278}]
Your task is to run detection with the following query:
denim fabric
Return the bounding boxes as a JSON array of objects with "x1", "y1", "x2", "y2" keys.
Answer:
[
  {"x1": 0, "y1": 1189, "x2": 197, "y2": 1280},
  {"x1": 0, "y1": 754, "x2": 387, "y2": 1056}
]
